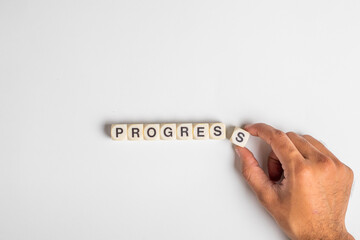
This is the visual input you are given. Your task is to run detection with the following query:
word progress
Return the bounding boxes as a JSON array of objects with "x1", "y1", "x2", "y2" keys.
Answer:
[{"x1": 111, "y1": 123, "x2": 250, "y2": 147}]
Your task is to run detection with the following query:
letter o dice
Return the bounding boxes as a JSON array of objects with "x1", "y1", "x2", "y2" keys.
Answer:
[{"x1": 144, "y1": 124, "x2": 160, "y2": 141}]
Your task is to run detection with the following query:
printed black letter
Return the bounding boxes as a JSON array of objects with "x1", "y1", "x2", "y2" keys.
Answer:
[
  {"x1": 116, "y1": 128, "x2": 123, "y2": 138},
  {"x1": 197, "y1": 127, "x2": 205, "y2": 137},
  {"x1": 164, "y1": 127, "x2": 173, "y2": 137},
  {"x1": 132, "y1": 128, "x2": 140, "y2": 138},
  {"x1": 235, "y1": 132, "x2": 245, "y2": 142},
  {"x1": 180, "y1": 127, "x2": 189, "y2": 137},
  {"x1": 213, "y1": 126, "x2": 222, "y2": 136},
  {"x1": 147, "y1": 127, "x2": 156, "y2": 137}
]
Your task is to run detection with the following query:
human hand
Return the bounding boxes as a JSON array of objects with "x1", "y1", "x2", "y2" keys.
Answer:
[{"x1": 235, "y1": 123, "x2": 354, "y2": 240}]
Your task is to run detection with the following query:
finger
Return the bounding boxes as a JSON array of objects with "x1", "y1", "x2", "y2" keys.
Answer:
[
  {"x1": 286, "y1": 132, "x2": 322, "y2": 159},
  {"x1": 235, "y1": 146, "x2": 276, "y2": 206},
  {"x1": 267, "y1": 151, "x2": 283, "y2": 181},
  {"x1": 244, "y1": 123, "x2": 303, "y2": 168},
  {"x1": 302, "y1": 135, "x2": 340, "y2": 163}
]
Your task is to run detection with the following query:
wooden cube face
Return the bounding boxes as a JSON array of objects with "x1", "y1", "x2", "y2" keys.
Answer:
[
  {"x1": 144, "y1": 124, "x2": 160, "y2": 141},
  {"x1": 193, "y1": 123, "x2": 209, "y2": 140},
  {"x1": 127, "y1": 124, "x2": 144, "y2": 140},
  {"x1": 209, "y1": 123, "x2": 226, "y2": 140},
  {"x1": 111, "y1": 124, "x2": 127, "y2": 140},
  {"x1": 230, "y1": 127, "x2": 250, "y2": 147},
  {"x1": 176, "y1": 123, "x2": 193, "y2": 140},
  {"x1": 160, "y1": 123, "x2": 176, "y2": 140}
]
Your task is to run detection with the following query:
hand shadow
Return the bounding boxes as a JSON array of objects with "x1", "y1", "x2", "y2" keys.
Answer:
[
  {"x1": 233, "y1": 136, "x2": 271, "y2": 199},
  {"x1": 233, "y1": 137, "x2": 289, "y2": 239}
]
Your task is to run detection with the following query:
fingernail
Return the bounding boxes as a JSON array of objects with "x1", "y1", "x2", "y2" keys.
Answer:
[{"x1": 243, "y1": 124, "x2": 251, "y2": 130}]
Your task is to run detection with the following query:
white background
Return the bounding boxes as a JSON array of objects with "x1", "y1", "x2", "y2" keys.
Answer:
[{"x1": 1, "y1": 0, "x2": 359, "y2": 239}]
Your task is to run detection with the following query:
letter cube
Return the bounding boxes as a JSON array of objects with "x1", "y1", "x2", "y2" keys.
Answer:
[
  {"x1": 144, "y1": 124, "x2": 160, "y2": 141},
  {"x1": 230, "y1": 127, "x2": 250, "y2": 147},
  {"x1": 160, "y1": 123, "x2": 176, "y2": 140},
  {"x1": 209, "y1": 123, "x2": 226, "y2": 140},
  {"x1": 111, "y1": 124, "x2": 127, "y2": 140},
  {"x1": 193, "y1": 123, "x2": 209, "y2": 140},
  {"x1": 176, "y1": 123, "x2": 193, "y2": 140},
  {"x1": 127, "y1": 124, "x2": 144, "y2": 141}
]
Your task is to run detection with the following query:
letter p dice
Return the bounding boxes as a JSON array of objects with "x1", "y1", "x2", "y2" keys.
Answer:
[{"x1": 111, "y1": 124, "x2": 127, "y2": 140}]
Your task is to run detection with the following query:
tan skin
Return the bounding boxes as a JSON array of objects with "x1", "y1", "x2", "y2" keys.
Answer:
[{"x1": 235, "y1": 123, "x2": 354, "y2": 240}]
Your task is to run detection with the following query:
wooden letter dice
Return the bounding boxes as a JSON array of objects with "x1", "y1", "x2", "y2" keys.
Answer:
[
  {"x1": 193, "y1": 123, "x2": 209, "y2": 140},
  {"x1": 127, "y1": 124, "x2": 144, "y2": 141},
  {"x1": 144, "y1": 124, "x2": 160, "y2": 141},
  {"x1": 111, "y1": 124, "x2": 127, "y2": 140},
  {"x1": 176, "y1": 123, "x2": 193, "y2": 140},
  {"x1": 160, "y1": 123, "x2": 176, "y2": 140},
  {"x1": 230, "y1": 127, "x2": 250, "y2": 147},
  {"x1": 209, "y1": 123, "x2": 226, "y2": 140}
]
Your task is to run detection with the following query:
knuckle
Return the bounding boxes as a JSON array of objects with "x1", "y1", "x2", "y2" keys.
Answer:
[
  {"x1": 241, "y1": 168, "x2": 252, "y2": 182},
  {"x1": 270, "y1": 130, "x2": 286, "y2": 142},
  {"x1": 347, "y1": 166, "x2": 354, "y2": 182},
  {"x1": 257, "y1": 190, "x2": 276, "y2": 206},
  {"x1": 274, "y1": 129, "x2": 285, "y2": 137},
  {"x1": 338, "y1": 164, "x2": 354, "y2": 185},
  {"x1": 302, "y1": 134, "x2": 313, "y2": 139},
  {"x1": 288, "y1": 149, "x2": 301, "y2": 160},
  {"x1": 348, "y1": 167, "x2": 354, "y2": 177},
  {"x1": 317, "y1": 153, "x2": 333, "y2": 164},
  {"x1": 295, "y1": 165, "x2": 312, "y2": 179},
  {"x1": 286, "y1": 131, "x2": 297, "y2": 138},
  {"x1": 318, "y1": 155, "x2": 337, "y2": 172}
]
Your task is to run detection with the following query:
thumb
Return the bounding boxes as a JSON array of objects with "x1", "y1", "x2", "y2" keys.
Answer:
[{"x1": 235, "y1": 146, "x2": 277, "y2": 206}]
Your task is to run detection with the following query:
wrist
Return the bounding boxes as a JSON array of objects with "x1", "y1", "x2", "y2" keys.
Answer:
[{"x1": 295, "y1": 231, "x2": 354, "y2": 240}]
